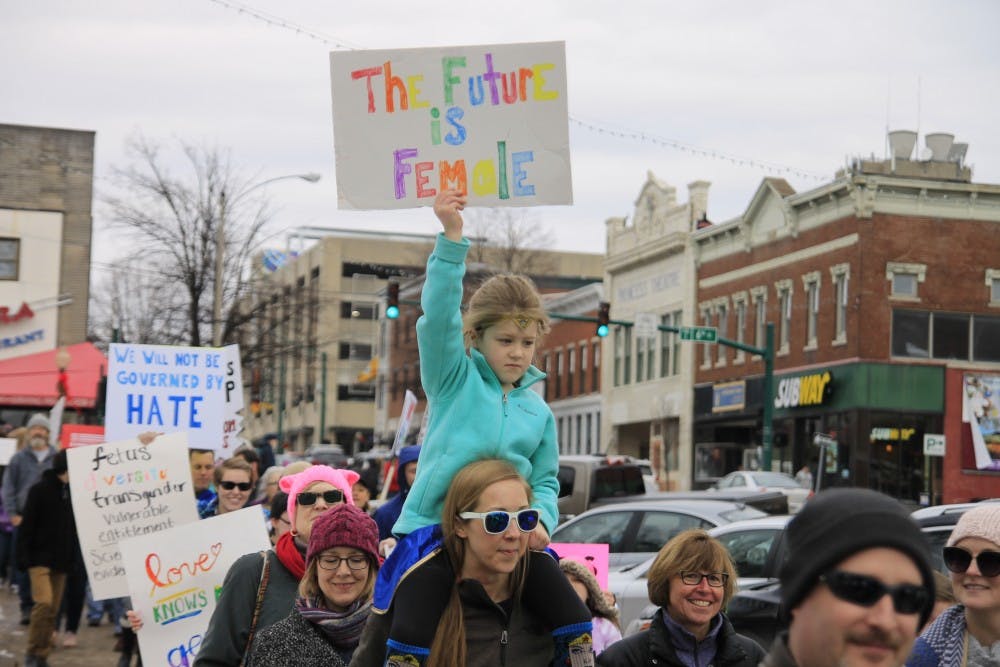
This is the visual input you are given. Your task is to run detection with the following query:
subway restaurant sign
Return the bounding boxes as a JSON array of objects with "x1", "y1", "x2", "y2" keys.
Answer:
[{"x1": 774, "y1": 370, "x2": 833, "y2": 409}]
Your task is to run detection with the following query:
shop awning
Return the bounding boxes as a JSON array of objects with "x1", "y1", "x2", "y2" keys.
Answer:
[{"x1": 0, "y1": 342, "x2": 106, "y2": 408}]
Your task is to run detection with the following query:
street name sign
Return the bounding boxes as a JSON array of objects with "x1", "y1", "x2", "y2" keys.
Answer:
[{"x1": 679, "y1": 326, "x2": 718, "y2": 342}]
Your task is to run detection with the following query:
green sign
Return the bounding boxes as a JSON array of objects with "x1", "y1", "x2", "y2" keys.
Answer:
[{"x1": 679, "y1": 326, "x2": 718, "y2": 342}]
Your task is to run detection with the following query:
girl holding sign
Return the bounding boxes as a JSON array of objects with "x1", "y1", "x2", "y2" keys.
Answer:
[
  {"x1": 245, "y1": 503, "x2": 380, "y2": 666},
  {"x1": 369, "y1": 190, "x2": 593, "y2": 667}
]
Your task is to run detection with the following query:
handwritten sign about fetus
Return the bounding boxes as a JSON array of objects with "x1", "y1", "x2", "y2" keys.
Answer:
[
  {"x1": 330, "y1": 41, "x2": 571, "y2": 209},
  {"x1": 68, "y1": 433, "x2": 199, "y2": 600},
  {"x1": 121, "y1": 507, "x2": 271, "y2": 667},
  {"x1": 106, "y1": 343, "x2": 231, "y2": 451}
]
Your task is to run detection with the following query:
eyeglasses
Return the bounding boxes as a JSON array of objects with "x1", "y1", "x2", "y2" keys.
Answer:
[
  {"x1": 219, "y1": 481, "x2": 252, "y2": 491},
  {"x1": 820, "y1": 571, "x2": 929, "y2": 615},
  {"x1": 943, "y1": 546, "x2": 1000, "y2": 577},
  {"x1": 296, "y1": 489, "x2": 344, "y2": 506},
  {"x1": 679, "y1": 571, "x2": 728, "y2": 587},
  {"x1": 458, "y1": 509, "x2": 540, "y2": 534},
  {"x1": 275, "y1": 516, "x2": 290, "y2": 526},
  {"x1": 317, "y1": 554, "x2": 370, "y2": 571}
]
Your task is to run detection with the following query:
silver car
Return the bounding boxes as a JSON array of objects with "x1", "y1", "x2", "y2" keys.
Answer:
[
  {"x1": 551, "y1": 499, "x2": 767, "y2": 573},
  {"x1": 710, "y1": 471, "x2": 811, "y2": 513},
  {"x1": 608, "y1": 515, "x2": 792, "y2": 634}
]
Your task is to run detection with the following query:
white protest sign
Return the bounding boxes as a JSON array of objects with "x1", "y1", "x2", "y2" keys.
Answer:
[
  {"x1": 219, "y1": 345, "x2": 245, "y2": 456},
  {"x1": 121, "y1": 507, "x2": 270, "y2": 667},
  {"x1": 330, "y1": 41, "x2": 571, "y2": 209},
  {"x1": 392, "y1": 389, "x2": 418, "y2": 455},
  {"x1": 106, "y1": 344, "x2": 227, "y2": 451},
  {"x1": 68, "y1": 433, "x2": 199, "y2": 600},
  {"x1": 0, "y1": 437, "x2": 16, "y2": 466}
]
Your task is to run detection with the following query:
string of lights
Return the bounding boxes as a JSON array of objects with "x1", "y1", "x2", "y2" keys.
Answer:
[{"x1": 206, "y1": 0, "x2": 827, "y2": 182}]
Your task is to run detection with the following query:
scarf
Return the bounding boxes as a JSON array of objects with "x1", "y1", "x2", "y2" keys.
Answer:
[
  {"x1": 275, "y1": 531, "x2": 306, "y2": 580},
  {"x1": 295, "y1": 594, "x2": 372, "y2": 650}
]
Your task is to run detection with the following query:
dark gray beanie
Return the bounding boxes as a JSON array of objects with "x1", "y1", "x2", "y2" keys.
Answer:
[{"x1": 779, "y1": 487, "x2": 934, "y2": 627}]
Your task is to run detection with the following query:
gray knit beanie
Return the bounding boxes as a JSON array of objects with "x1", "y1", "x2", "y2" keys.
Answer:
[{"x1": 779, "y1": 487, "x2": 934, "y2": 627}]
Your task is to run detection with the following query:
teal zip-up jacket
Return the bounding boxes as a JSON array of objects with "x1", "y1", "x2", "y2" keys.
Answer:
[{"x1": 392, "y1": 233, "x2": 560, "y2": 536}]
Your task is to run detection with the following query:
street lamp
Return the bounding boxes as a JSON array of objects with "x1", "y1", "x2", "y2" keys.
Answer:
[{"x1": 213, "y1": 172, "x2": 321, "y2": 347}]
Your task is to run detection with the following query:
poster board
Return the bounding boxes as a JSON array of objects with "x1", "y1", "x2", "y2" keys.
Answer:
[
  {"x1": 330, "y1": 41, "x2": 571, "y2": 209},
  {"x1": 121, "y1": 507, "x2": 270, "y2": 667},
  {"x1": 0, "y1": 437, "x2": 15, "y2": 466},
  {"x1": 106, "y1": 344, "x2": 230, "y2": 452},
  {"x1": 68, "y1": 432, "x2": 199, "y2": 600},
  {"x1": 963, "y1": 373, "x2": 1000, "y2": 470}
]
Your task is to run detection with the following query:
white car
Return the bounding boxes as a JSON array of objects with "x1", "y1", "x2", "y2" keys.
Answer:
[{"x1": 710, "y1": 471, "x2": 811, "y2": 513}]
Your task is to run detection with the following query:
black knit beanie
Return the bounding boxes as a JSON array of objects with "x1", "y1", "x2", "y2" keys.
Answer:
[{"x1": 779, "y1": 487, "x2": 934, "y2": 627}]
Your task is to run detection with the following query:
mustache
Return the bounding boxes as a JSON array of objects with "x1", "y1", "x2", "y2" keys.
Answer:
[{"x1": 846, "y1": 628, "x2": 904, "y2": 651}]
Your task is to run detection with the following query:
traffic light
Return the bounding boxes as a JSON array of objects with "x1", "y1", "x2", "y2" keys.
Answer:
[
  {"x1": 385, "y1": 282, "x2": 400, "y2": 319},
  {"x1": 596, "y1": 301, "x2": 610, "y2": 337}
]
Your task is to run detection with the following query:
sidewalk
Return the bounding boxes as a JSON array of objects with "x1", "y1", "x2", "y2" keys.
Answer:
[{"x1": 0, "y1": 582, "x2": 129, "y2": 667}]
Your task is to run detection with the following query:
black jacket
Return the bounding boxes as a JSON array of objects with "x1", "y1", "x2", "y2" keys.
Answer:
[
  {"x1": 352, "y1": 554, "x2": 553, "y2": 667},
  {"x1": 16, "y1": 468, "x2": 78, "y2": 572},
  {"x1": 597, "y1": 608, "x2": 764, "y2": 667}
]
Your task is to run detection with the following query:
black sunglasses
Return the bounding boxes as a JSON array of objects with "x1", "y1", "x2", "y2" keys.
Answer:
[
  {"x1": 943, "y1": 546, "x2": 1000, "y2": 577},
  {"x1": 219, "y1": 480, "x2": 252, "y2": 491},
  {"x1": 458, "y1": 509, "x2": 540, "y2": 534},
  {"x1": 296, "y1": 489, "x2": 344, "y2": 506},
  {"x1": 820, "y1": 571, "x2": 929, "y2": 615}
]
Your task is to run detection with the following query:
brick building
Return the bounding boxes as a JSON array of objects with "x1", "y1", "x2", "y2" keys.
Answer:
[{"x1": 692, "y1": 132, "x2": 1000, "y2": 503}]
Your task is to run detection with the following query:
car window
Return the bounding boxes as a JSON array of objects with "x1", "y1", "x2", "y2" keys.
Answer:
[
  {"x1": 922, "y1": 527, "x2": 953, "y2": 573},
  {"x1": 750, "y1": 472, "x2": 799, "y2": 488},
  {"x1": 633, "y1": 512, "x2": 712, "y2": 553},
  {"x1": 716, "y1": 528, "x2": 779, "y2": 579},
  {"x1": 557, "y1": 466, "x2": 576, "y2": 499},
  {"x1": 730, "y1": 475, "x2": 747, "y2": 488},
  {"x1": 553, "y1": 512, "x2": 631, "y2": 552},
  {"x1": 592, "y1": 466, "x2": 646, "y2": 500}
]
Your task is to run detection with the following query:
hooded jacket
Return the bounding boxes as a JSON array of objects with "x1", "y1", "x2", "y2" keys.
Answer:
[
  {"x1": 373, "y1": 445, "x2": 421, "y2": 541},
  {"x1": 391, "y1": 234, "x2": 560, "y2": 537},
  {"x1": 16, "y1": 467, "x2": 77, "y2": 572}
]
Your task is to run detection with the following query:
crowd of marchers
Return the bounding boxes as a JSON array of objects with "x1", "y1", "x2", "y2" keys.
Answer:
[{"x1": 1, "y1": 189, "x2": 997, "y2": 667}]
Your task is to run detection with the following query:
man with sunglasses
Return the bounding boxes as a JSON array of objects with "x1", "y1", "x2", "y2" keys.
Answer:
[
  {"x1": 762, "y1": 488, "x2": 934, "y2": 667},
  {"x1": 908, "y1": 503, "x2": 1000, "y2": 666}
]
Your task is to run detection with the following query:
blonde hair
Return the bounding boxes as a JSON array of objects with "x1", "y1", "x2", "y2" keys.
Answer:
[
  {"x1": 646, "y1": 529, "x2": 738, "y2": 609},
  {"x1": 298, "y1": 555, "x2": 377, "y2": 608},
  {"x1": 427, "y1": 460, "x2": 533, "y2": 667},
  {"x1": 213, "y1": 456, "x2": 253, "y2": 486},
  {"x1": 462, "y1": 274, "x2": 550, "y2": 349}
]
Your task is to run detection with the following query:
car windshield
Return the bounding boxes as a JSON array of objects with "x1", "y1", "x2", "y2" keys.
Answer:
[
  {"x1": 719, "y1": 506, "x2": 769, "y2": 522},
  {"x1": 750, "y1": 472, "x2": 799, "y2": 488}
]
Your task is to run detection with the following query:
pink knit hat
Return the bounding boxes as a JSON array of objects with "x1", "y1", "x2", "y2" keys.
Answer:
[
  {"x1": 279, "y1": 465, "x2": 359, "y2": 527},
  {"x1": 948, "y1": 504, "x2": 1000, "y2": 548},
  {"x1": 306, "y1": 503, "x2": 380, "y2": 565}
]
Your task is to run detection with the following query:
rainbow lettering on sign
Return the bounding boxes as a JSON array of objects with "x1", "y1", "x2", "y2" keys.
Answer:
[{"x1": 350, "y1": 52, "x2": 560, "y2": 202}]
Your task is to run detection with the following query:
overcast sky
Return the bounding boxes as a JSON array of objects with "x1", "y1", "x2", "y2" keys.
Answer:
[{"x1": 3, "y1": 0, "x2": 998, "y2": 269}]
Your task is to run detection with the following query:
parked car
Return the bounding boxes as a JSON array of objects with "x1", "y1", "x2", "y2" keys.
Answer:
[
  {"x1": 609, "y1": 515, "x2": 792, "y2": 633},
  {"x1": 303, "y1": 443, "x2": 349, "y2": 468},
  {"x1": 551, "y1": 499, "x2": 768, "y2": 572},
  {"x1": 557, "y1": 455, "x2": 648, "y2": 520},
  {"x1": 621, "y1": 500, "x2": 1000, "y2": 644},
  {"x1": 596, "y1": 488, "x2": 790, "y2": 516},
  {"x1": 710, "y1": 471, "x2": 812, "y2": 513}
]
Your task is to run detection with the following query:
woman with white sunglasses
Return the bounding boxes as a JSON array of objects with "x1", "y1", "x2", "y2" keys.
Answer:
[
  {"x1": 908, "y1": 504, "x2": 1000, "y2": 666},
  {"x1": 352, "y1": 459, "x2": 557, "y2": 667}
]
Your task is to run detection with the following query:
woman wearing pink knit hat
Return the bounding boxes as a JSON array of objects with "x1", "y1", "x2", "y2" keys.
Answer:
[
  {"x1": 908, "y1": 503, "x2": 1000, "y2": 666},
  {"x1": 196, "y1": 465, "x2": 358, "y2": 667}
]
